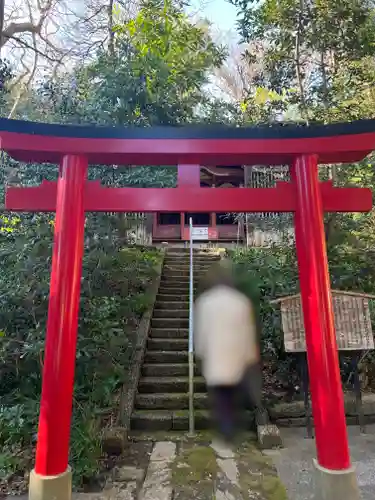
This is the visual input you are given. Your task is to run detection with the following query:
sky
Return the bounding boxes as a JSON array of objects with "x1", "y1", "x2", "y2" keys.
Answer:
[{"x1": 188, "y1": 0, "x2": 239, "y2": 34}]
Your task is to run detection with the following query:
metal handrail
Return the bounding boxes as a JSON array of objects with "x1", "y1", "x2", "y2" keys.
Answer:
[{"x1": 188, "y1": 217, "x2": 195, "y2": 436}]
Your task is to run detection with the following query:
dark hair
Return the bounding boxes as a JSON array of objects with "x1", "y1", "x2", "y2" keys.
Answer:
[{"x1": 196, "y1": 260, "x2": 236, "y2": 296}]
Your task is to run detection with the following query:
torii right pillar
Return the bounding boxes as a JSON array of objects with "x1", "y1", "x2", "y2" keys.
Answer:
[{"x1": 291, "y1": 155, "x2": 360, "y2": 500}]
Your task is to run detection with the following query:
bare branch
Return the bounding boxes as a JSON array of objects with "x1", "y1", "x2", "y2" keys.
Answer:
[
  {"x1": 1, "y1": 0, "x2": 54, "y2": 48},
  {"x1": 212, "y1": 38, "x2": 267, "y2": 103},
  {"x1": 1, "y1": 0, "x2": 142, "y2": 108},
  {"x1": 2, "y1": 33, "x2": 59, "y2": 61},
  {"x1": 0, "y1": 0, "x2": 4, "y2": 50}
]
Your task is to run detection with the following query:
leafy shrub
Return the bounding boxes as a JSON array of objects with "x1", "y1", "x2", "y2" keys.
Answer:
[
  {"x1": 229, "y1": 238, "x2": 375, "y2": 392},
  {"x1": 0, "y1": 213, "x2": 162, "y2": 488}
]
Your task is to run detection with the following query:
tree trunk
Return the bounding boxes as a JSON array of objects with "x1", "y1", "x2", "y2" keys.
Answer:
[
  {"x1": 295, "y1": 0, "x2": 308, "y2": 123},
  {"x1": 0, "y1": 0, "x2": 4, "y2": 54},
  {"x1": 108, "y1": 0, "x2": 115, "y2": 55}
]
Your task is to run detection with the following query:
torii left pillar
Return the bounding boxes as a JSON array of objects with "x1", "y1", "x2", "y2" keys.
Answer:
[{"x1": 29, "y1": 155, "x2": 88, "y2": 500}]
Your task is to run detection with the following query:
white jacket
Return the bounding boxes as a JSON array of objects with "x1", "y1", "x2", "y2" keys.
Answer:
[{"x1": 194, "y1": 285, "x2": 259, "y2": 386}]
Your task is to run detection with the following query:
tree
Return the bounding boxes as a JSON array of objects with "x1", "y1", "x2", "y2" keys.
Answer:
[
  {"x1": 229, "y1": 0, "x2": 375, "y2": 123},
  {"x1": 106, "y1": 0, "x2": 226, "y2": 125},
  {"x1": 0, "y1": 0, "x2": 143, "y2": 117},
  {"x1": 6, "y1": 0, "x2": 226, "y2": 192}
]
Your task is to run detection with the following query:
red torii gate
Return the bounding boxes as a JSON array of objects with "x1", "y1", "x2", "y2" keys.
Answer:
[{"x1": 2, "y1": 117, "x2": 375, "y2": 500}]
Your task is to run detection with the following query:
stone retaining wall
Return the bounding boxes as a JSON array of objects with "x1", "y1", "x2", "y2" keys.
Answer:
[
  {"x1": 269, "y1": 392, "x2": 375, "y2": 428},
  {"x1": 119, "y1": 250, "x2": 166, "y2": 430},
  {"x1": 101, "y1": 250, "x2": 166, "y2": 453}
]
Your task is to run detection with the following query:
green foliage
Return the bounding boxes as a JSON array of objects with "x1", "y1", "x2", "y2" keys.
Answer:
[
  {"x1": 230, "y1": 245, "x2": 298, "y2": 359},
  {"x1": 229, "y1": 226, "x2": 375, "y2": 385},
  {"x1": 229, "y1": 0, "x2": 375, "y2": 123},
  {"x1": 111, "y1": 0, "x2": 226, "y2": 125},
  {"x1": 27, "y1": 0, "x2": 225, "y2": 128},
  {"x1": 0, "y1": 213, "x2": 162, "y2": 486},
  {"x1": 0, "y1": 59, "x2": 13, "y2": 115},
  {"x1": 224, "y1": 1, "x2": 375, "y2": 390}
]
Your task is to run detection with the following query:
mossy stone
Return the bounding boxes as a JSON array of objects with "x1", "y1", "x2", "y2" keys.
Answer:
[{"x1": 172, "y1": 446, "x2": 218, "y2": 486}]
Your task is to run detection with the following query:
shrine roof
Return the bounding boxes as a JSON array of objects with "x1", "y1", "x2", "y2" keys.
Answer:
[{"x1": 1, "y1": 117, "x2": 375, "y2": 165}]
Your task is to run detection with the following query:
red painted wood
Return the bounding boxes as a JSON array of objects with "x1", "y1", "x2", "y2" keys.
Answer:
[
  {"x1": 153, "y1": 225, "x2": 180, "y2": 239},
  {"x1": 177, "y1": 164, "x2": 200, "y2": 186},
  {"x1": 5, "y1": 181, "x2": 372, "y2": 213},
  {"x1": 35, "y1": 155, "x2": 87, "y2": 476},
  {"x1": 218, "y1": 225, "x2": 241, "y2": 239},
  {"x1": 1, "y1": 130, "x2": 374, "y2": 165},
  {"x1": 292, "y1": 156, "x2": 351, "y2": 471}
]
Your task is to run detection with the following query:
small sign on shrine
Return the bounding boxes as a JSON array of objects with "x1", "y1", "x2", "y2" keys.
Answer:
[{"x1": 183, "y1": 226, "x2": 219, "y2": 241}]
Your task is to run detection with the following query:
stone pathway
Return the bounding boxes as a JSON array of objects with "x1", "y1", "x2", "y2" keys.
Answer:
[
  {"x1": 5, "y1": 439, "x2": 287, "y2": 500},
  {"x1": 74, "y1": 439, "x2": 288, "y2": 500},
  {"x1": 268, "y1": 425, "x2": 375, "y2": 500},
  {"x1": 9, "y1": 426, "x2": 375, "y2": 500},
  {"x1": 140, "y1": 442, "x2": 176, "y2": 500}
]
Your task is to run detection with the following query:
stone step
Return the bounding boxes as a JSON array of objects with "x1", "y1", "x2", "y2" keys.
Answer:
[
  {"x1": 154, "y1": 301, "x2": 189, "y2": 311},
  {"x1": 166, "y1": 252, "x2": 220, "y2": 259},
  {"x1": 158, "y1": 282, "x2": 191, "y2": 289},
  {"x1": 166, "y1": 249, "x2": 220, "y2": 255},
  {"x1": 162, "y1": 269, "x2": 210, "y2": 277},
  {"x1": 164, "y1": 260, "x2": 213, "y2": 267},
  {"x1": 135, "y1": 392, "x2": 209, "y2": 410},
  {"x1": 144, "y1": 350, "x2": 188, "y2": 364},
  {"x1": 163, "y1": 261, "x2": 217, "y2": 268},
  {"x1": 159, "y1": 281, "x2": 198, "y2": 289},
  {"x1": 157, "y1": 287, "x2": 195, "y2": 296},
  {"x1": 163, "y1": 259, "x2": 219, "y2": 272},
  {"x1": 135, "y1": 391, "x2": 260, "y2": 414},
  {"x1": 163, "y1": 263, "x2": 212, "y2": 270},
  {"x1": 161, "y1": 275, "x2": 205, "y2": 283},
  {"x1": 129, "y1": 430, "x2": 257, "y2": 442},
  {"x1": 158, "y1": 284, "x2": 193, "y2": 291},
  {"x1": 150, "y1": 328, "x2": 188, "y2": 338},
  {"x1": 159, "y1": 281, "x2": 200, "y2": 289},
  {"x1": 130, "y1": 410, "x2": 211, "y2": 431},
  {"x1": 142, "y1": 363, "x2": 202, "y2": 377},
  {"x1": 157, "y1": 293, "x2": 191, "y2": 301},
  {"x1": 147, "y1": 338, "x2": 188, "y2": 351},
  {"x1": 157, "y1": 291, "x2": 193, "y2": 299},
  {"x1": 153, "y1": 309, "x2": 189, "y2": 319},
  {"x1": 166, "y1": 249, "x2": 207, "y2": 254},
  {"x1": 151, "y1": 318, "x2": 189, "y2": 329},
  {"x1": 161, "y1": 275, "x2": 199, "y2": 282},
  {"x1": 165, "y1": 259, "x2": 220, "y2": 265},
  {"x1": 138, "y1": 376, "x2": 206, "y2": 393}
]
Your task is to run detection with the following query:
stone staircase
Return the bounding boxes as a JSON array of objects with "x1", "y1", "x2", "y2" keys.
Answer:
[{"x1": 131, "y1": 248, "x2": 221, "y2": 432}]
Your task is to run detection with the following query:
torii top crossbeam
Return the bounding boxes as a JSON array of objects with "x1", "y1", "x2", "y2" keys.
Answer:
[
  {"x1": 1, "y1": 117, "x2": 375, "y2": 165},
  {"x1": 1, "y1": 117, "x2": 375, "y2": 213}
]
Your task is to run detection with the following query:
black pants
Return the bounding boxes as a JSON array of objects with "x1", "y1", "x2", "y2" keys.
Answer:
[{"x1": 209, "y1": 363, "x2": 264, "y2": 440}]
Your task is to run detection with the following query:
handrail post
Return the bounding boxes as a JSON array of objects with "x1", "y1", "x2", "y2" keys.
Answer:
[{"x1": 188, "y1": 216, "x2": 195, "y2": 436}]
